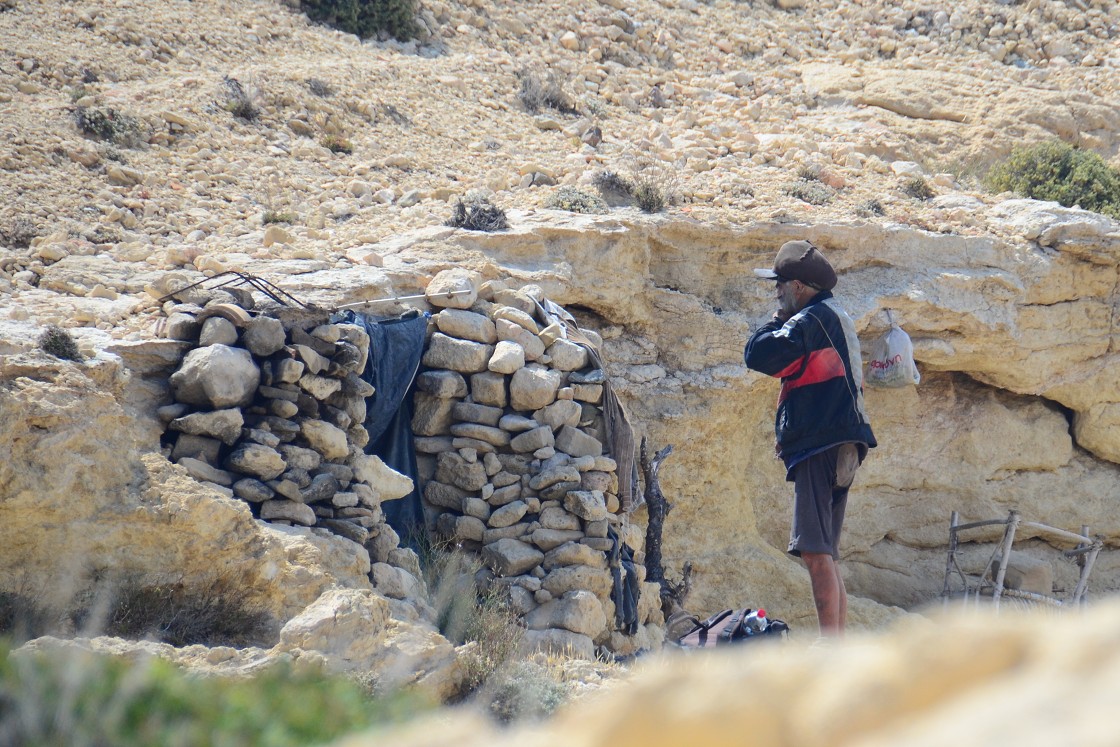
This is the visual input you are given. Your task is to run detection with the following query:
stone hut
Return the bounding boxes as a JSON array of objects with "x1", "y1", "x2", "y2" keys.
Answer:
[{"x1": 155, "y1": 269, "x2": 663, "y2": 657}]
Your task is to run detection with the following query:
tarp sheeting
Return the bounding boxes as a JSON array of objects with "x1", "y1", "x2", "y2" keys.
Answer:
[{"x1": 334, "y1": 309, "x2": 429, "y2": 545}]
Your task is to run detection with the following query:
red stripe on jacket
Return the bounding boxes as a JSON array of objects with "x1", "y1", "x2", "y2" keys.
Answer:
[{"x1": 777, "y1": 348, "x2": 846, "y2": 404}]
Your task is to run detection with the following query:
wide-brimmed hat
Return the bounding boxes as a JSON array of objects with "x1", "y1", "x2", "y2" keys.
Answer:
[{"x1": 753, "y1": 240, "x2": 837, "y2": 290}]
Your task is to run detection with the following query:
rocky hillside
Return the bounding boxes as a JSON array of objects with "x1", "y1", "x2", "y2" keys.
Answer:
[{"x1": 2, "y1": 0, "x2": 1120, "y2": 642}]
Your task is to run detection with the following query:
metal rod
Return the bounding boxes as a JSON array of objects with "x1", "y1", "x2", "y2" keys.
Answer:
[
  {"x1": 155, "y1": 270, "x2": 312, "y2": 309},
  {"x1": 952, "y1": 518, "x2": 1013, "y2": 533},
  {"x1": 942, "y1": 510, "x2": 960, "y2": 605},
  {"x1": 335, "y1": 288, "x2": 471, "y2": 311}
]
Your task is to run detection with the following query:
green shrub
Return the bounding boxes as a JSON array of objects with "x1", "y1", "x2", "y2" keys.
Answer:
[
  {"x1": 903, "y1": 175, "x2": 934, "y2": 200},
  {"x1": 320, "y1": 134, "x2": 353, "y2": 154},
  {"x1": 543, "y1": 186, "x2": 608, "y2": 214},
  {"x1": 301, "y1": 0, "x2": 420, "y2": 41},
  {"x1": 0, "y1": 641, "x2": 420, "y2": 746},
  {"x1": 262, "y1": 210, "x2": 297, "y2": 225},
  {"x1": 985, "y1": 140, "x2": 1120, "y2": 218},
  {"x1": 446, "y1": 197, "x2": 509, "y2": 232},
  {"x1": 73, "y1": 107, "x2": 145, "y2": 147},
  {"x1": 38, "y1": 326, "x2": 82, "y2": 361}
]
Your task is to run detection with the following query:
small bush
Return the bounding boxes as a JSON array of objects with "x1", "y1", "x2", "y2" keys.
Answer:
[
  {"x1": 301, "y1": 0, "x2": 420, "y2": 41},
  {"x1": 484, "y1": 660, "x2": 569, "y2": 724},
  {"x1": 73, "y1": 107, "x2": 145, "y2": 147},
  {"x1": 0, "y1": 592, "x2": 66, "y2": 643},
  {"x1": 0, "y1": 641, "x2": 419, "y2": 746},
  {"x1": 517, "y1": 70, "x2": 579, "y2": 115},
  {"x1": 903, "y1": 175, "x2": 935, "y2": 200},
  {"x1": 634, "y1": 178, "x2": 667, "y2": 213},
  {"x1": 796, "y1": 164, "x2": 822, "y2": 182},
  {"x1": 421, "y1": 544, "x2": 523, "y2": 696},
  {"x1": 307, "y1": 77, "x2": 333, "y2": 97},
  {"x1": 784, "y1": 179, "x2": 835, "y2": 205},
  {"x1": 446, "y1": 197, "x2": 509, "y2": 232},
  {"x1": 592, "y1": 170, "x2": 635, "y2": 206},
  {"x1": 984, "y1": 140, "x2": 1120, "y2": 218},
  {"x1": 543, "y1": 186, "x2": 608, "y2": 214},
  {"x1": 38, "y1": 326, "x2": 82, "y2": 362},
  {"x1": 0, "y1": 217, "x2": 38, "y2": 249},
  {"x1": 857, "y1": 198, "x2": 885, "y2": 217},
  {"x1": 86, "y1": 575, "x2": 275, "y2": 648},
  {"x1": 262, "y1": 210, "x2": 297, "y2": 225},
  {"x1": 320, "y1": 134, "x2": 353, "y2": 154},
  {"x1": 222, "y1": 76, "x2": 260, "y2": 121}
]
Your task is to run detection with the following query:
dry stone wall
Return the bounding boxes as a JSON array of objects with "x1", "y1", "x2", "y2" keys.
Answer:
[
  {"x1": 415, "y1": 272, "x2": 662, "y2": 657},
  {"x1": 155, "y1": 281, "x2": 421, "y2": 591}
]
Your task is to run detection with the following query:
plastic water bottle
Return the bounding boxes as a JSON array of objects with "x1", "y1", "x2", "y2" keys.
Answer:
[{"x1": 743, "y1": 609, "x2": 768, "y2": 635}]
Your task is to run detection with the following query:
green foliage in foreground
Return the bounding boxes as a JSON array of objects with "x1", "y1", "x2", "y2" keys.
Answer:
[
  {"x1": 0, "y1": 641, "x2": 421, "y2": 747},
  {"x1": 301, "y1": 0, "x2": 420, "y2": 41},
  {"x1": 985, "y1": 140, "x2": 1120, "y2": 219}
]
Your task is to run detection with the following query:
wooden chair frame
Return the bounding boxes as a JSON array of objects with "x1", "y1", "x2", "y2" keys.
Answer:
[{"x1": 941, "y1": 510, "x2": 1102, "y2": 610}]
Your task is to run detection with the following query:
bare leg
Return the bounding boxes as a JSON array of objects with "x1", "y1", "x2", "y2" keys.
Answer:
[{"x1": 802, "y1": 552, "x2": 846, "y2": 636}]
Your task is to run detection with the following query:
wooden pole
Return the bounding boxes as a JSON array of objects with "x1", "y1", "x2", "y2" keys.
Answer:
[{"x1": 991, "y1": 510, "x2": 1021, "y2": 609}]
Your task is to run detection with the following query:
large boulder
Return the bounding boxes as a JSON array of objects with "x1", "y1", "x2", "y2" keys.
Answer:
[{"x1": 169, "y1": 344, "x2": 260, "y2": 408}]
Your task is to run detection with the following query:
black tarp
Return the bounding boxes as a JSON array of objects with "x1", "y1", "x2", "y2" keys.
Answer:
[{"x1": 334, "y1": 309, "x2": 429, "y2": 546}]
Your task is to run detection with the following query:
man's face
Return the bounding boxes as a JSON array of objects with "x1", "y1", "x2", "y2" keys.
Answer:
[{"x1": 775, "y1": 277, "x2": 799, "y2": 317}]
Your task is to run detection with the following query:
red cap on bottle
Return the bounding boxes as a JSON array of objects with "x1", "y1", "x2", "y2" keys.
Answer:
[{"x1": 757, "y1": 609, "x2": 766, "y2": 618}]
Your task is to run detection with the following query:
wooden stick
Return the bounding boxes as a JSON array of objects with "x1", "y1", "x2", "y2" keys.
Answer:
[{"x1": 991, "y1": 510, "x2": 1021, "y2": 608}]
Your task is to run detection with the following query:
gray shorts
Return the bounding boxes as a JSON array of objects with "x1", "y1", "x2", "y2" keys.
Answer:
[{"x1": 787, "y1": 443, "x2": 860, "y2": 560}]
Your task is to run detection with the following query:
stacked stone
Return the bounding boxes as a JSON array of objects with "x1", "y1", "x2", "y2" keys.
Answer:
[
  {"x1": 156, "y1": 289, "x2": 406, "y2": 550},
  {"x1": 414, "y1": 271, "x2": 662, "y2": 656}
]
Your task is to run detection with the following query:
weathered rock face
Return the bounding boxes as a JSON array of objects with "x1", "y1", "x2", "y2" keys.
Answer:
[
  {"x1": 0, "y1": 348, "x2": 371, "y2": 621},
  {"x1": 373, "y1": 208, "x2": 1120, "y2": 630},
  {"x1": 5, "y1": 203, "x2": 1117, "y2": 639}
]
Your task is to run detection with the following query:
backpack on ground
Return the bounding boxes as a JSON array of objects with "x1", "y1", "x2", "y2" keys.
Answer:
[{"x1": 670, "y1": 608, "x2": 790, "y2": 649}]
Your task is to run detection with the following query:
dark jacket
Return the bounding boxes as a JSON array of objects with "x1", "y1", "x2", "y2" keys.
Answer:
[{"x1": 744, "y1": 291, "x2": 876, "y2": 463}]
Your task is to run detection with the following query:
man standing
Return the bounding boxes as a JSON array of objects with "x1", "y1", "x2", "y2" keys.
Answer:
[{"x1": 744, "y1": 240, "x2": 876, "y2": 636}]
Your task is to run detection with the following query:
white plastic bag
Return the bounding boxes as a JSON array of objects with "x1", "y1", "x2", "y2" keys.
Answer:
[{"x1": 866, "y1": 321, "x2": 920, "y2": 388}]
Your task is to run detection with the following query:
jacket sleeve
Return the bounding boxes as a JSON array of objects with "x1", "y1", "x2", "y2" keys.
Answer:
[{"x1": 744, "y1": 316, "x2": 810, "y2": 378}]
